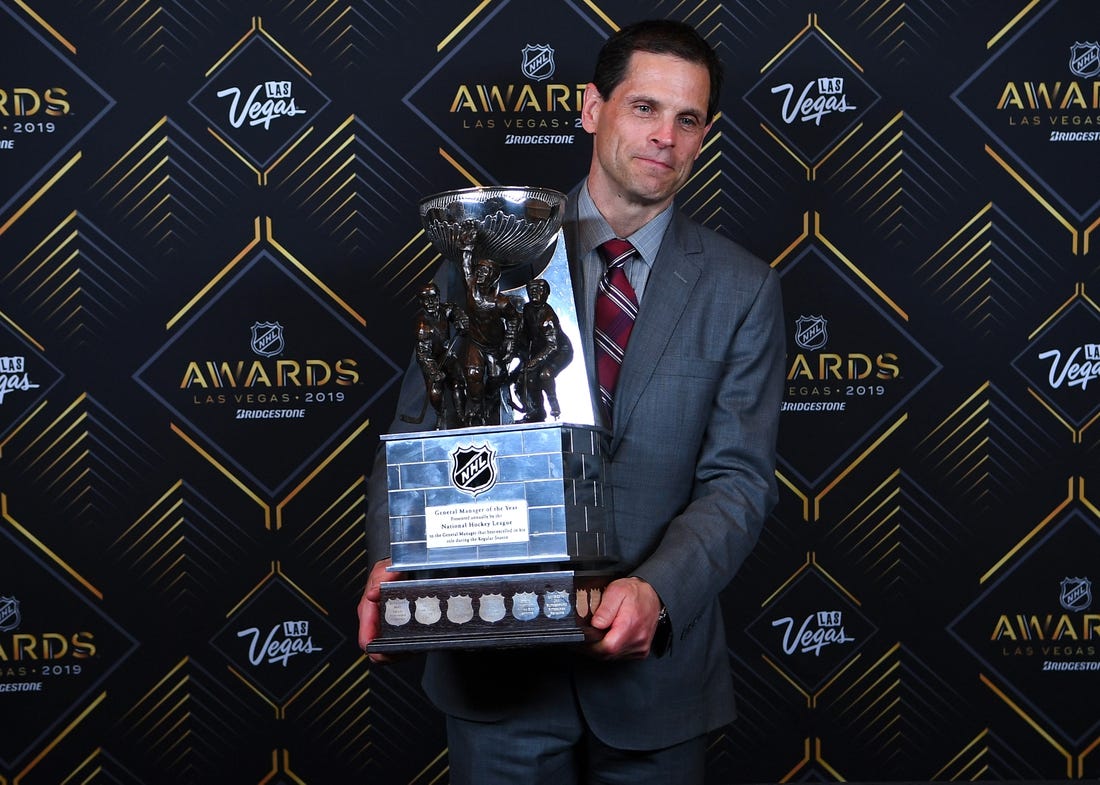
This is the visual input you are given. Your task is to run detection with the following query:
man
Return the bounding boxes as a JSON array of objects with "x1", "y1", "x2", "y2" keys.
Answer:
[{"x1": 358, "y1": 18, "x2": 784, "y2": 784}]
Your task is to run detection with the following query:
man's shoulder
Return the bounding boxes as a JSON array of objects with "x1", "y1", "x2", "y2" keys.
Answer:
[{"x1": 670, "y1": 210, "x2": 771, "y2": 277}]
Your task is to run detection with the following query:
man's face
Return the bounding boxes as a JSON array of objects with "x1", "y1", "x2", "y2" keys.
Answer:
[{"x1": 581, "y1": 51, "x2": 713, "y2": 211}]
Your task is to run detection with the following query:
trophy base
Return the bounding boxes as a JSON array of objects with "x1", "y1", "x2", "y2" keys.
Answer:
[{"x1": 368, "y1": 570, "x2": 612, "y2": 653}]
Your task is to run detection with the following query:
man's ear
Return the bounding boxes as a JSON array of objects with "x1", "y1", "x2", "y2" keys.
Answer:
[{"x1": 580, "y1": 83, "x2": 602, "y2": 133}]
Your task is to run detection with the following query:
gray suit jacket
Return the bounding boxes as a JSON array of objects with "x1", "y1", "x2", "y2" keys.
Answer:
[{"x1": 367, "y1": 194, "x2": 785, "y2": 750}]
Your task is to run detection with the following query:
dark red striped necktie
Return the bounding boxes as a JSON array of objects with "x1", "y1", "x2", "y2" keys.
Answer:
[{"x1": 594, "y1": 238, "x2": 639, "y2": 421}]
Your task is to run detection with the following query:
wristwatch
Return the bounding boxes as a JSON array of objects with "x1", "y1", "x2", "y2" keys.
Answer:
[{"x1": 652, "y1": 604, "x2": 671, "y2": 657}]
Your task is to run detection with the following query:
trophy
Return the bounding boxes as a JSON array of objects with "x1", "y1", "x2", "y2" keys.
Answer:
[{"x1": 368, "y1": 186, "x2": 615, "y2": 653}]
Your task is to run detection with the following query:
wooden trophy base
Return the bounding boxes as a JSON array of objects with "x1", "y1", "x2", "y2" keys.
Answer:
[{"x1": 367, "y1": 570, "x2": 612, "y2": 653}]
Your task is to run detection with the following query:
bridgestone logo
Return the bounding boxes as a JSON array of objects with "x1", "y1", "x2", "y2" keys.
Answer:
[
  {"x1": 0, "y1": 682, "x2": 42, "y2": 692},
  {"x1": 782, "y1": 401, "x2": 846, "y2": 411},
  {"x1": 1042, "y1": 660, "x2": 1100, "y2": 671},
  {"x1": 236, "y1": 409, "x2": 306, "y2": 419}
]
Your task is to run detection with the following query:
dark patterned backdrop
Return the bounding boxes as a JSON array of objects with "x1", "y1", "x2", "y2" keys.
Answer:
[{"x1": 1, "y1": 1, "x2": 1097, "y2": 783}]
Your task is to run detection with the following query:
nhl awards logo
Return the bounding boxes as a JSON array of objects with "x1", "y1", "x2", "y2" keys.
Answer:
[{"x1": 450, "y1": 443, "x2": 498, "y2": 496}]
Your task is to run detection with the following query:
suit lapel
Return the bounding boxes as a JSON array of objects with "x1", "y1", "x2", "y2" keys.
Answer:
[{"x1": 612, "y1": 215, "x2": 702, "y2": 449}]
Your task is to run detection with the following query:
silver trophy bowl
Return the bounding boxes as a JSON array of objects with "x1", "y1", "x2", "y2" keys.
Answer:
[{"x1": 419, "y1": 186, "x2": 567, "y2": 267}]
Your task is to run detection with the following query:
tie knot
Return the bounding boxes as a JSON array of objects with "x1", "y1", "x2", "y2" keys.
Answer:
[{"x1": 598, "y1": 238, "x2": 635, "y2": 270}]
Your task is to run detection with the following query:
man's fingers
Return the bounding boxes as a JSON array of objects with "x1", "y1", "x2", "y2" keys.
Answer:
[
  {"x1": 358, "y1": 559, "x2": 400, "y2": 660},
  {"x1": 591, "y1": 589, "x2": 624, "y2": 629}
]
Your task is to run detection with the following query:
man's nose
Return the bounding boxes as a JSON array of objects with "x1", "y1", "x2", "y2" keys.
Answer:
[{"x1": 650, "y1": 117, "x2": 676, "y2": 147}]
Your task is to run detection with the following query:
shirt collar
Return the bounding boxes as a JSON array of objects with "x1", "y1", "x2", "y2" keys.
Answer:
[{"x1": 576, "y1": 181, "x2": 674, "y2": 269}]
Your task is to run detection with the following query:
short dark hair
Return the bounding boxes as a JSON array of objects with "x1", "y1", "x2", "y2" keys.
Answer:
[{"x1": 591, "y1": 19, "x2": 724, "y2": 123}]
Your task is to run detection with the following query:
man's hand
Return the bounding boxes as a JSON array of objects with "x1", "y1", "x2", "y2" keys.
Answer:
[
  {"x1": 357, "y1": 558, "x2": 402, "y2": 662},
  {"x1": 587, "y1": 576, "x2": 663, "y2": 660}
]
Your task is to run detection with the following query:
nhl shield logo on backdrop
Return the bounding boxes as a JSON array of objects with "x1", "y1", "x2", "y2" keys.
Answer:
[
  {"x1": 1060, "y1": 576, "x2": 1092, "y2": 611},
  {"x1": 795, "y1": 315, "x2": 829, "y2": 351},
  {"x1": 0, "y1": 595, "x2": 21, "y2": 632},
  {"x1": 1069, "y1": 41, "x2": 1100, "y2": 78},
  {"x1": 521, "y1": 44, "x2": 555, "y2": 81},
  {"x1": 250, "y1": 321, "x2": 284, "y2": 357},
  {"x1": 450, "y1": 443, "x2": 498, "y2": 496}
]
